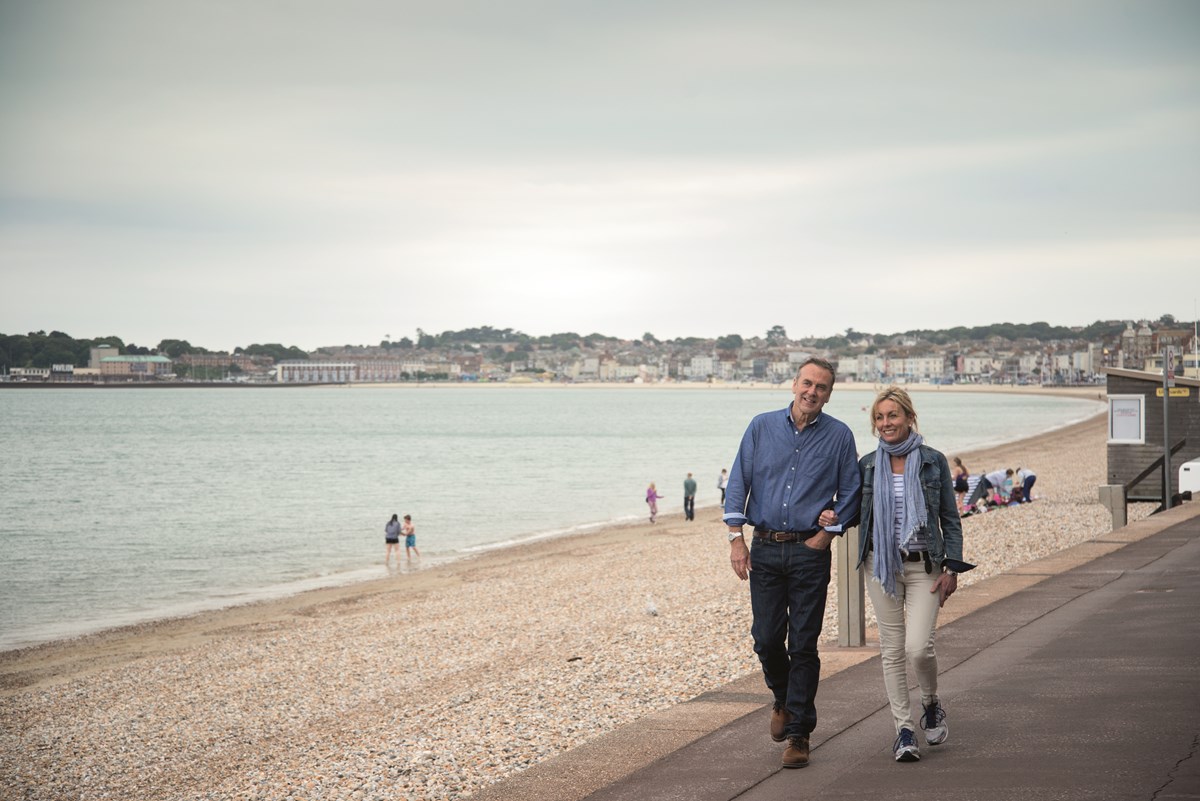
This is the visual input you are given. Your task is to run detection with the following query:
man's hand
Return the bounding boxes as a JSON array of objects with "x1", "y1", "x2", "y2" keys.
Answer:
[
  {"x1": 803, "y1": 529, "x2": 836, "y2": 551},
  {"x1": 729, "y1": 533, "x2": 751, "y2": 580},
  {"x1": 932, "y1": 572, "x2": 958, "y2": 607}
]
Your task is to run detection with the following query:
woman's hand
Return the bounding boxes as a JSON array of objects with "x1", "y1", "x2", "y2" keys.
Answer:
[
  {"x1": 932, "y1": 571, "x2": 958, "y2": 607},
  {"x1": 818, "y1": 509, "x2": 839, "y2": 528}
]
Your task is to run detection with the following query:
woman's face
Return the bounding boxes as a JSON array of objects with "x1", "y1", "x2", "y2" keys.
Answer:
[{"x1": 874, "y1": 398, "x2": 912, "y2": 445}]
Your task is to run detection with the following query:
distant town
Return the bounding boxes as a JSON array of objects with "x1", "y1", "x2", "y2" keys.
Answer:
[{"x1": 1, "y1": 317, "x2": 1196, "y2": 386}]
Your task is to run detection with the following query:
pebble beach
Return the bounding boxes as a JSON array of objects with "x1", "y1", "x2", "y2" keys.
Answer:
[{"x1": 0, "y1": 410, "x2": 1153, "y2": 801}]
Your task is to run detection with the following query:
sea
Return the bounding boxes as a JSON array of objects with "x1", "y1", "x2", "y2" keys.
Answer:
[{"x1": 0, "y1": 385, "x2": 1104, "y2": 651}]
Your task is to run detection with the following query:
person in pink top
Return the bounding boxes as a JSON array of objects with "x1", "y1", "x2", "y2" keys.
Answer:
[{"x1": 646, "y1": 482, "x2": 664, "y2": 523}]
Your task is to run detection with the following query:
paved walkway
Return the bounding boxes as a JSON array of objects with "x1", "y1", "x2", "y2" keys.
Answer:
[{"x1": 474, "y1": 501, "x2": 1200, "y2": 801}]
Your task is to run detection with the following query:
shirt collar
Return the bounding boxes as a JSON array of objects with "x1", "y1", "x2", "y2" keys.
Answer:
[{"x1": 785, "y1": 406, "x2": 822, "y2": 430}]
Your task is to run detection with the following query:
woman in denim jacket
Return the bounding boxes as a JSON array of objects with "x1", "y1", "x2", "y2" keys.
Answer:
[{"x1": 854, "y1": 387, "x2": 974, "y2": 763}]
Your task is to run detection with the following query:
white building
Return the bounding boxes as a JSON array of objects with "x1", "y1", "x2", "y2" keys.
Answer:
[
  {"x1": 838, "y1": 355, "x2": 881, "y2": 382},
  {"x1": 770, "y1": 360, "x2": 794, "y2": 381},
  {"x1": 887, "y1": 355, "x2": 945, "y2": 380},
  {"x1": 960, "y1": 353, "x2": 996, "y2": 380},
  {"x1": 1072, "y1": 350, "x2": 1094, "y2": 377},
  {"x1": 688, "y1": 354, "x2": 716, "y2": 379},
  {"x1": 352, "y1": 359, "x2": 425, "y2": 381},
  {"x1": 615, "y1": 363, "x2": 641, "y2": 380},
  {"x1": 277, "y1": 361, "x2": 355, "y2": 383}
]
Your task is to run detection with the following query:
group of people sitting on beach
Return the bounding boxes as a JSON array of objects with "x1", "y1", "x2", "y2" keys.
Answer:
[{"x1": 952, "y1": 459, "x2": 1037, "y2": 516}]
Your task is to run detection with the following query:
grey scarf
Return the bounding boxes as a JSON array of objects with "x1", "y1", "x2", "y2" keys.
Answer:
[{"x1": 872, "y1": 430, "x2": 927, "y2": 598}]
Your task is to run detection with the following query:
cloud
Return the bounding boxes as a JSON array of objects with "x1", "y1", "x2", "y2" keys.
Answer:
[{"x1": 1, "y1": 1, "x2": 1197, "y2": 350}]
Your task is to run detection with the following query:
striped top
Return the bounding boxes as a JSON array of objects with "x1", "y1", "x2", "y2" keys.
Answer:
[{"x1": 892, "y1": 472, "x2": 928, "y2": 553}]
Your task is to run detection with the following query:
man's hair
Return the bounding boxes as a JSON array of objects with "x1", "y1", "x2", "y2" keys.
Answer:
[{"x1": 796, "y1": 356, "x2": 837, "y2": 386}]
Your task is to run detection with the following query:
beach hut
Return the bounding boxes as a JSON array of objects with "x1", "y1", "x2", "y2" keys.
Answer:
[{"x1": 1102, "y1": 367, "x2": 1200, "y2": 505}]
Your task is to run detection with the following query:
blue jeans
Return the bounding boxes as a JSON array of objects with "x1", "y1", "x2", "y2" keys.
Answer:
[
  {"x1": 749, "y1": 539, "x2": 832, "y2": 738},
  {"x1": 1022, "y1": 475, "x2": 1036, "y2": 502}
]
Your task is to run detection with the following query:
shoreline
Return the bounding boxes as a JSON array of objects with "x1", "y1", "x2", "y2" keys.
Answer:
[
  {"x1": 1, "y1": 409, "x2": 1152, "y2": 800},
  {"x1": 1, "y1": 386, "x2": 1104, "y2": 655},
  {"x1": 0, "y1": 406, "x2": 1110, "y2": 677},
  {"x1": 342, "y1": 380, "x2": 1107, "y2": 399},
  {"x1": 1, "y1": 379, "x2": 1108, "y2": 401}
]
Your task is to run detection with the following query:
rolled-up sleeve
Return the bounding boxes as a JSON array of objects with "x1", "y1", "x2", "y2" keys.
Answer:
[{"x1": 829, "y1": 433, "x2": 862, "y2": 533}]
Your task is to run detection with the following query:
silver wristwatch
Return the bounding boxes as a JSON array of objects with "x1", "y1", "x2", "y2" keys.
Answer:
[{"x1": 727, "y1": 530, "x2": 744, "y2": 542}]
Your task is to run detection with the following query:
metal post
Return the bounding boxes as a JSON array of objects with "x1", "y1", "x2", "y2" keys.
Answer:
[
  {"x1": 836, "y1": 527, "x2": 865, "y2": 647},
  {"x1": 1163, "y1": 348, "x2": 1173, "y2": 510},
  {"x1": 1099, "y1": 484, "x2": 1127, "y2": 530}
]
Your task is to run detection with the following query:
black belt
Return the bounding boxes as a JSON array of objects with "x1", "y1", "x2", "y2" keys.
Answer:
[
  {"x1": 753, "y1": 527, "x2": 818, "y2": 543},
  {"x1": 869, "y1": 546, "x2": 933, "y2": 572}
]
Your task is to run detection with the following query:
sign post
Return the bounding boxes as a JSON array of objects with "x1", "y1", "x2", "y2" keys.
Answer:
[{"x1": 1163, "y1": 347, "x2": 1173, "y2": 509}]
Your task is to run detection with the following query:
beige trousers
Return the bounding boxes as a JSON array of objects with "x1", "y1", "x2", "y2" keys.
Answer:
[{"x1": 865, "y1": 559, "x2": 941, "y2": 734}]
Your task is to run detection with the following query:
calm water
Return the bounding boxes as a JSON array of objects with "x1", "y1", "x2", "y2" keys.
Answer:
[{"x1": 0, "y1": 385, "x2": 1102, "y2": 649}]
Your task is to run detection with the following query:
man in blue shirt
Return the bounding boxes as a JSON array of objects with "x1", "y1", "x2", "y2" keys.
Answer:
[{"x1": 724, "y1": 357, "x2": 862, "y2": 769}]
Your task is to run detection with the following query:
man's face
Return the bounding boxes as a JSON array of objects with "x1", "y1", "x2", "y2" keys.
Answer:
[{"x1": 791, "y1": 364, "x2": 834, "y2": 418}]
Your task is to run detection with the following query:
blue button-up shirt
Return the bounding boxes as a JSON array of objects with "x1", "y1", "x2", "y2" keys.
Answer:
[{"x1": 723, "y1": 406, "x2": 862, "y2": 533}]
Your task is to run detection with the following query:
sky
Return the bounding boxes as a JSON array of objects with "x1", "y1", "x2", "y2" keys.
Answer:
[{"x1": 1, "y1": 0, "x2": 1197, "y2": 353}]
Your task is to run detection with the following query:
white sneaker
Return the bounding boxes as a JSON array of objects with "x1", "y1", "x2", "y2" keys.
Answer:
[{"x1": 921, "y1": 699, "x2": 948, "y2": 745}]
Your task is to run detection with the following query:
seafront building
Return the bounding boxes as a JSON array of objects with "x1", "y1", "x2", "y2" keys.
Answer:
[
  {"x1": 2, "y1": 319, "x2": 1194, "y2": 386},
  {"x1": 89, "y1": 345, "x2": 172, "y2": 380},
  {"x1": 98, "y1": 354, "x2": 172, "y2": 379},
  {"x1": 275, "y1": 358, "x2": 463, "y2": 383}
]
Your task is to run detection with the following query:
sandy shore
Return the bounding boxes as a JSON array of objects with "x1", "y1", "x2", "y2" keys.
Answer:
[{"x1": 0, "y1": 409, "x2": 1150, "y2": 801}]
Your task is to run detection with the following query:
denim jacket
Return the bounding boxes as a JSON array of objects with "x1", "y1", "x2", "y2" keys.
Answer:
[{"x1": 855, "y1": 444, "x2": 975, "y2": 574}]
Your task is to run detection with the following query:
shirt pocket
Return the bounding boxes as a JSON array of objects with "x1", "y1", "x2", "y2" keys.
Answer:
[{"x1": 798, "y1": 454, "x2": 834, "y2": 480}]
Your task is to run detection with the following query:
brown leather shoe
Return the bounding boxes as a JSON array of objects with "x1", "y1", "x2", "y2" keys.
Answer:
[
  {"x1": 769, "y1": 702, "x2": 792, "y2": 742},
  {"x1": 782, "y1": 735, "x2": 810, "y2": 769}
]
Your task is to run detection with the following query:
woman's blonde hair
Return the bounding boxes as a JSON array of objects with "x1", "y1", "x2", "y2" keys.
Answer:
[{"x1": 869, "y1": 385, "x2": 919, "y2": 436}]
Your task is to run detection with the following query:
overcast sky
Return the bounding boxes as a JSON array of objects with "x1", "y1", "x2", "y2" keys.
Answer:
[{"x1": 1, "y1": 1, "x2": 1197, "y2": 352}]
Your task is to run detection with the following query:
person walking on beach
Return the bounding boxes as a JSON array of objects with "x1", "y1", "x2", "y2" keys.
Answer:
[
  {"x1": 384, "y1": 513, "x2": 402, "y2": 564},
  {"x1": 646, "y1": 482, "x2": 664, "y2": 523},
  {"x1": 402, "y1": 514, "x2": 419, "y2": 560},
  {"x1": 951, "y1": 457, "x2": 969, "y2": 510},
  {"x1": 683, "y1": 473, "x2": 697, "y2": 521},
  {"x1": 1016, "y1": 465, "x2": 1037, "y2": 502},
  {"x1": 717, "y1": 468, "x2": 728, "y2": 505},
  {"x1": 724, "y1": 358, "x2": 862, "y2": 769},
  {"x1": 850, "y1": 386, "x2": 974, "y2": 763}
]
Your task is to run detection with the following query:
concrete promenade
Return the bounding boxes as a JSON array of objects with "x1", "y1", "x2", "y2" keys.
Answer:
[{"x1": 474, "y1": 500, "x2": 1200, "y2": 801}]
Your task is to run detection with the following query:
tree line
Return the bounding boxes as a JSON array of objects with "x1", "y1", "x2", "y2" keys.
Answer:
[
  {"x1": 0, "y1": 331, "x2": 309, "y2": 370},
  {"x1": 1, "y1": 315, "x2": 1183, "y2": 370}
]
